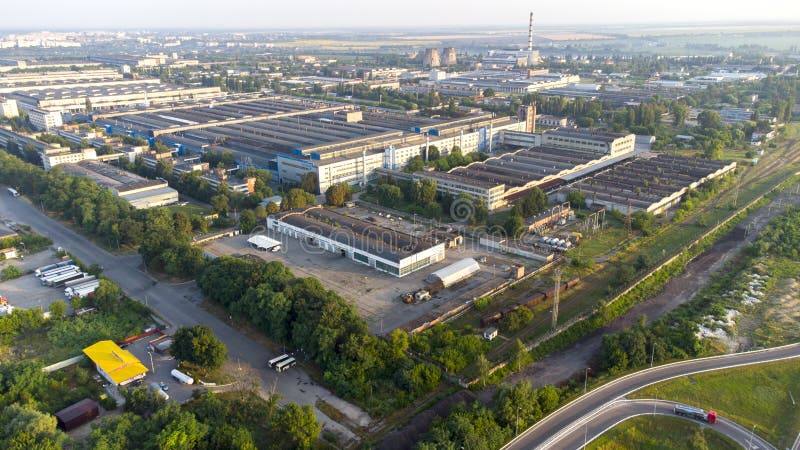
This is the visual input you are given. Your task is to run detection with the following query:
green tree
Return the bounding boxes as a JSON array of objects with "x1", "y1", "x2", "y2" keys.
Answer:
[
  {"x1": 171, "y1": 325, "x2": 228, "y2": 371},
  {"x1": 0, "y1": 404, "x2": 70, "y2": 450},
  {"x1": 239, "y1": 210, "x2": 257, "y2": 233},
  {"x1": 504, "y1": 212, "x2": 525, "y2": 239},
  {"x1": 210, "y1": 194, "x2": 230, "y2": 216},
  {"x1": 673, "y1": 104, "x2": 688, "y2": 127},
  {"x1": 272, "y1": 403, "x2": 321, "y2": 449},
  {"x1": 477, "y1": 353, "x2": 491, "y2": 387},
  {"x1": 300, "y1": 172, "x2": 319, "y2": 194},
  {"x1": 483, "y1": 88, "x2": 496, "y2": 97},
  {"x1": 417, "y1": 179, "x2": 437, "y2": 205},
  {"x1": 266, "y1": 201, "x2": 280, "y2": 215},
  {"x1": 325, "y1": 183, "x2": 352, "y2": 207},
  {"x1": 48, "y1": 300, "x2": 66, "y2": 320},
  {"x1": 1, "y1": 265, "x2": 22, "y2": 280},
  {"x1": 566, "y1": 190, "x2": 587, "y2": 209},
  {"x1": 510, "y1": 339, "x2": 532, "y2": 372}
]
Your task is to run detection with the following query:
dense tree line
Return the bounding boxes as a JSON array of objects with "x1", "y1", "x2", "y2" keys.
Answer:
[
  {"x1": 0, "y1": 151, "x2": 205, "y2": 277},
  {"x1": 417, "y1": 381, "x2": 563, "y2": 449},
  {"x1": 91, "y1": 388, "x2": 320, "y2": 450},
  {"x1": 410, "y1": 324, "x2": 488, "y2": 374},
  {"x1": 197, "y1": 257, "x2": 442, "y2": 415}
]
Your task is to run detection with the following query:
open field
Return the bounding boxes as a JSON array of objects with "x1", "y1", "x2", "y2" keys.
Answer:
[
  {"x1": 631, "y1": 359, "x2": 800, "y2": 448},
  {"x1": 588, "y1": 415, "x2": 739, "y2": 450}
]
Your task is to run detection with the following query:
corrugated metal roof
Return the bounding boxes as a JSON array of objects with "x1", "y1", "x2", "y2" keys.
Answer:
[
  {"x1": 83, "y1": 340, "x2": 148, "y2": 385},
  {"x1": 430, "y1": 258, "x2": 480, "y2": 287}
]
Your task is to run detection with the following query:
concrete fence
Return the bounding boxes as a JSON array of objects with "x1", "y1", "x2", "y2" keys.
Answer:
[{"x1": 42, "y1": 354, "x2": 85, "y2": 373}]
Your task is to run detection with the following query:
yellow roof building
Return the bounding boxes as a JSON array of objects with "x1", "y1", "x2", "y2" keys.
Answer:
[{"x1": 83, "y1": 340, "x2": 148, "y2": 386}]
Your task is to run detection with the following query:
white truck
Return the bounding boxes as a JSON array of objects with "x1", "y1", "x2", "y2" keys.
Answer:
[
  {"x1": 149, "y1": 382, "x2": 169, "y2": 400},
  {"x1": 64, "y1": 281, "x2": 100, "y2": 298},
  {"x1": 170, "y1": 369, "x2": 194, "y2": 385}
]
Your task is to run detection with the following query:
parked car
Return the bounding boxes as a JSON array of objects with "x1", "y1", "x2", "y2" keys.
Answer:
[{"x1": 160, "y1": 382, "x2": 168, "y2": 391}]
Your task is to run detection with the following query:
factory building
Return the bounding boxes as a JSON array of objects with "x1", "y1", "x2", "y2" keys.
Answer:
[
  {"x1": 403, "y1": 71, "x2": 579, "y2": 97},
  {"x1": 28, "y1": 108, "x2": 63, "y2": 130},
  {"x1": 541, "y1": 128, "x2": 635, "y2": 155},
  {"x1": 268, "y1": 206, "x2": 446, "y2": 277},
  {"x1": 95, "y1": 95, "x2": 526, "y2": 193},
  {"x1": 411, "y1": 128, "x2": 636, "y2": 211},
  {"x1": 61, "y1": 160, "x2": 178, "y2": 209},
  {"x1": 7, "y1": 80, "x2": 221, "y2": 114},
  {"x1": 0, "y1": 97, "x2": 19, "y2": 118}
]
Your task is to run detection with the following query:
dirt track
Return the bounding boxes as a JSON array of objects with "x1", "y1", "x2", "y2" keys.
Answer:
[{"x1": 500, "y1": 184, "x2": 800, "y2": 390}]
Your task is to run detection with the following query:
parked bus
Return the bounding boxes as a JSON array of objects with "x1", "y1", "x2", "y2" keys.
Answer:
[
  {"x1": 268, "y1": 354, "x2": 291, "y2": 368},
  {"x1": 274, "y1": 357, "x2": 296, "y2": 373}
]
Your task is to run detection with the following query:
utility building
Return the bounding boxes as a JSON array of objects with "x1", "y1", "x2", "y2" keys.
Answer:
[
  {"x1": 268, "y1": 206, "x2": 445, "y2": 277},
  {"x1": 83, "y1": 340, "x2": 148, "y2": 386}
]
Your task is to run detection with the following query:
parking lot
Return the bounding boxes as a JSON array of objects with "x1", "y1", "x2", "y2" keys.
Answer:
[
  {"x1": 0, "y1": 250, "x2": 71, "y2": 311},
  {"x1": 122, "y1": 334, "x2": 196, "y2": 404},
  {"x1": 204, "y1": 222, "x2": 532, "y2": 334}
]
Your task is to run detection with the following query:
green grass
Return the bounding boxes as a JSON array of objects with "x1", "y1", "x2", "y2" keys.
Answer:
[
  {"x1": 588, "y1": 415, "x2": 739, "y2": 450},
  {"x1": 630, "y1": 359, "x2": 800, "y2": 448}
]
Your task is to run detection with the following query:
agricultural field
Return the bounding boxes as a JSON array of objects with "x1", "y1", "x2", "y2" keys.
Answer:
[
  {"x1": 631, "y1": 359, "x2": 800, "y2": 448},
  {"x1": 588, "y1": 415, "x2": 739, "y2": 450}
]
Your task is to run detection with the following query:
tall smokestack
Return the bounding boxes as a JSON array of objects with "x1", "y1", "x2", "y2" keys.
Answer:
[{"x1": 528, "y1": 12, "x2": 533, "y2": 53}]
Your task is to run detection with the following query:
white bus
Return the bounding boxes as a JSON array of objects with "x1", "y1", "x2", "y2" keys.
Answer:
[
  {"x1": 274, "y1": 357, "x2": 296, "y2": 373},
  {"x1": 268, "y1": 354, "x2": 291, "y2": 368},
  {"x1": 7, "y1": 188, "x2": 19, "y2": 197}
]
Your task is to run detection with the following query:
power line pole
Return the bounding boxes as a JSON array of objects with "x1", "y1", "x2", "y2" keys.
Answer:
[
  {"x1": 625, "y1": 199, "x2": 633, "y2": 237},
  {"x1": 552, "y1": 269, "x2": 562, "y2": 331}
]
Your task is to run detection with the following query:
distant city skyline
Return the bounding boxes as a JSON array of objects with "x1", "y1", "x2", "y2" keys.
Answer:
[{"x1": 2, "y1": 0, "x2": 800, "y2": 30}]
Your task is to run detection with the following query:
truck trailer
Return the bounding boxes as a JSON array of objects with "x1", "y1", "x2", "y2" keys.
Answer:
[
  {"x1": 170, "y1": 369, "x2": 194, "y2": 385},
  {"x1": 64, "y1": 275, "x2": 96, "y2": 289},
  {"x1": 65, "y1": 282, "x2": 100, "y2": 298},
  {"x1": 47, "y1": 271, "x2": 87, "y2": 287},
  {"x1": 674, "y1": 404, "x2": 716, "y2": 424},
  {"x1": 40, "y1": 267, "x2": 80, "y2": 285},
  {"x1": 38, "y1": 264, "x2": 78, "y2": 281},
  {"x1": 35, "y1": 260, "x2": 75, "y2": 277}
]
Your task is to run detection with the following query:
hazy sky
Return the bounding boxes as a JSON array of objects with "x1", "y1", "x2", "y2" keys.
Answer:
[{"x1": 4, "y1": 0, "x2": 800, "y2": 30}]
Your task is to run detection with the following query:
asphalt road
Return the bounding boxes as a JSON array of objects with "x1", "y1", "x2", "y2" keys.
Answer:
[
  {"x1": 0, "y1": 193, "x2": 366, "y2": 441},
  {"x1": 554, "y1": 399, "x2": 774, "y2": 450},
  {"x1": 503, "y1": 343, "x2": 800, "y2": 450}
]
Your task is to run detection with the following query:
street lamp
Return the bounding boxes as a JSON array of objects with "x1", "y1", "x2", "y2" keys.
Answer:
[{"x1": 584, "y1": 367, "x2": 590, "y2": 394}]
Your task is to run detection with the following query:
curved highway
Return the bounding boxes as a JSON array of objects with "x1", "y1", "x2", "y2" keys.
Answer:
[
  {"x1": 552, "y1": 399, "x2": 774, "y2": 450},
  {"x1": 503, "y1": 343, "x2": 800, "y2": 449}
]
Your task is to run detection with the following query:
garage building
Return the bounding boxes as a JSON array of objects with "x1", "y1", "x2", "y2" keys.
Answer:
[
  {"x1": 83, "y1": 340, "x2": 148, "y2": 386},
  {"x1": 428, "y1": 257, "x2": 481, "y2": 288}
]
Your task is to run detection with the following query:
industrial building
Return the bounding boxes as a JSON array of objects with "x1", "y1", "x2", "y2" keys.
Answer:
[
  {"x1": 552, "y1": 154, "x2": 737, "y2": 214},
  {"x1": 0, "y1": 97, "x2": 19, "y2": 117},
  {"x1": 0, "y1": 69, "x2": 123, "y2": 94},
  {"x1": 268, "y1": 206, "x2": 446, "y2": 277},
  {"x1": 403, "y1": 71, "x2": 579, "y2": 97},
  {"x1": 83, "y1": 340, "x2": 148, "y2": 386},
  {"x1": 7, "y1": 79, "x2": 221, "y2": 114},
  {"x1": 28, "y1": 108, "x2": 64, "y2": 130},
  {"x1": 94, "y1": 95, "x2": 527, "y2": 193},
  {"x1": 410, "y1": 128, "x2": 637, "y2": 210},
  {"x1": 481, "y1": 13, "x2": 540, "y2": 69},
  {"x1": 428, "y1": 258, "x2": 481, "y2": 288},
  {"x1": 61, "y1": 160, "x2": 178, "y2": 209}
]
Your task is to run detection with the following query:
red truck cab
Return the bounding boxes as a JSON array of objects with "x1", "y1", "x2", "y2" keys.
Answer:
[{"x1": 706, "y1": 409, "x2": 717, "y2": 424}]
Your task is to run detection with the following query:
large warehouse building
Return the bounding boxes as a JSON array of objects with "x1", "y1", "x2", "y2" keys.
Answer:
[
  {"x1": 94, "y1": 95, "x2": 527, "y2": 193},
  {"x1": 268, "y1": 206, "x2": 446, "y2": 277},
  {"x1": 552, "y1": 154, "x2": 737, "y2": 215},
  {"x1": 61, "y1": 160, "x2": 178, "y2": 209},
  {"x1": 6, "y1": 79, "x2": 221, "y2": 114},
  {"x1": 410, "y1": 128, "x2": 637, "y2": 211}
]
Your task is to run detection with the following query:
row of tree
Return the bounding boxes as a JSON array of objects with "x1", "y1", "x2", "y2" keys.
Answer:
[
  {"x1": 417, "y1": 381, "x2": 562, "y2": 449},
  {"x1": 0, "y1": 151, "x2": 205, "y2": 277},
  {"x1": 197, "y1": 257, "x2": 442, "y2": 415}
]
